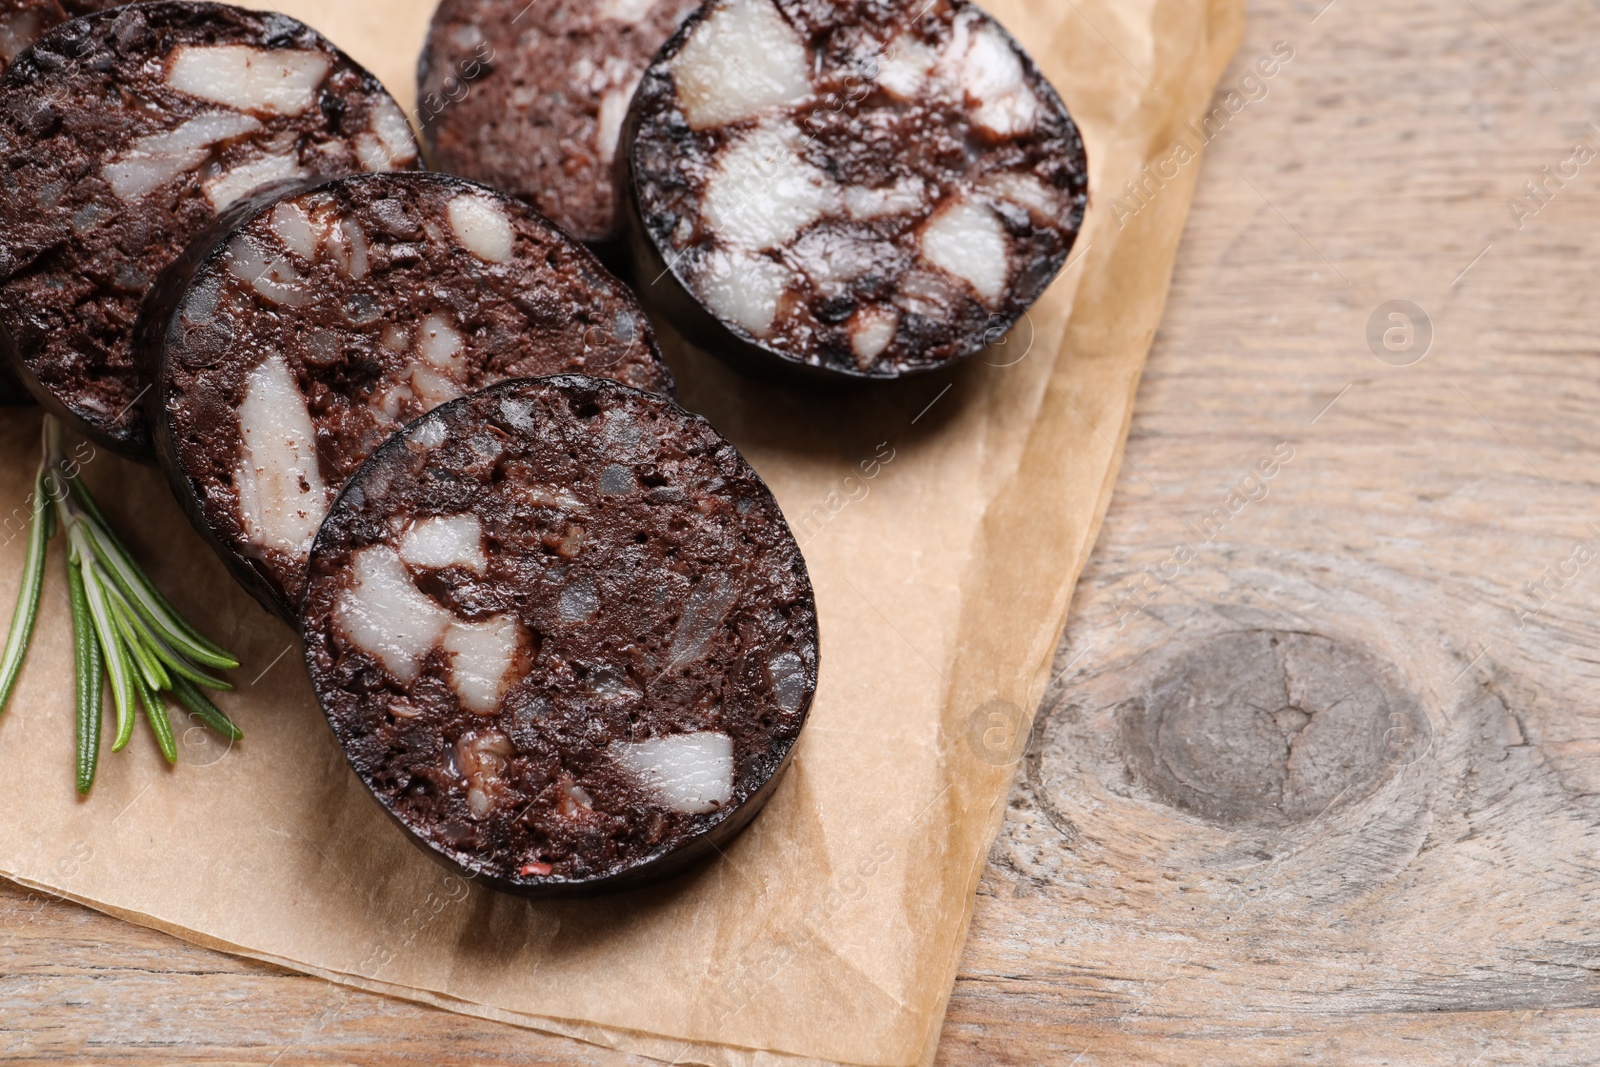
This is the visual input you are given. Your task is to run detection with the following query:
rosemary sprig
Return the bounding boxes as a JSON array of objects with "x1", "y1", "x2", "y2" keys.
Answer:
[{"x1": 0, "y1": 416, "x2": 243, "y2": 793}]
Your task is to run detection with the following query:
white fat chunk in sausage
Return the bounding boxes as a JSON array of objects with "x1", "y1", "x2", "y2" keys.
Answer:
[
  {"x1": 957, "y1": 23, "x2": 1038, "y2": 137},
  {"x1": 571, "y1": 55, "x2": 599, "y2": 91},
  {"x1": 270, "y1": 200, "x2": 318, "y2": 259},
  {"x1": 355, "y1": 135, "x2": 386, "y2": 171},
  {"x1": 614, "y1": 732, "x2": 734, "y2": 814},
  {"x1": 522, "y1": 483, "x2": 584, "y2": 510},
  {"x1": 377, "y1": 380, "x2": 413, "y2": 421},
  {"x1": 380, "y1": 325, "x2": 411, "y2": 353},
  {"x1": 456, "y1": 730, "x2": 515, "y2": 817},
  {"x1": 597, "y1": 0, "x2": 660, "y2": 21},
  {"x1": 499, "y1": 398, "x2": 535, "y2": 433},
  {"x1": 343, "y1": 218, "x2": 370, "y2": 279},
  {"x1": 234, "y1": 352, "x2": 330, "y2": 558},
  {"x1": 360, "y1": 97, "x2": 419, "y2": 171},
  {"x1": 586, "y1": 666, "x2": 643, "y2": 703},
  {"x1": 167, "y1": 45, "x2": 329, "y2": 117},
  {"x1": 399, "y1": 514, "x2": 486, "y2": 572},
  {"x1": 558, "y1": 576, "x2": 600, "y2": 624},
  {"x1": 844, "y1": 177, "x2": 930, "y2": 220},
  {"x1": 673, "y1": 0, "x2": 811, "y2": 130},
  {"x1": 205, "y1": 153, "x2": 308, "y2": 210},
  {"x1": 937, "y1": 15, "x2": 973, "y2": 85},
  {"x1": 408, "y1": 364, "x2": 463, "y2": 407},
  {"x1": 313, "y1": 212, "x2": 370, "y2": 280},
  {"x1": 334, "y1": 545, "x2": 452, "y2": 684},
  {"x1": 979, "y1": 172, "x2": 1064, "y2": 221},
  {"x1": 599, "y1": 464, "x2": 636, "y2": 495},
  {"x1": 695, "y1": 248, "x2": 793, "y2": 338},
  {"x1": 102, "y1": 111, "x2": 262, "y2": 201},
  {"x1": 665, "y1": 572, "x2": 738, "y2": 669},
  {"x1": 409, "y1": 416, "x2": 449, "y2": 450},
  {"x1": 418, "y1": 313, "x2": 465, "y2": 371},
  {"x1": 875, "y1": 35, "x2": 938, "y2": 100},
  {"x1": 447, "y1": 194, "x2": 515, "y2": 263},
  {"x1": 920, "y1": 197, "x2": 1009, "y2": 305},
  {"x1": 553, "y1": 771, "x2": 594, "y2": 818},
  {"x1": 767, "y1": 651, "x2": 809, "y2": 713},
  {"x1": 443, "y1": 615, "x2": 522, "y2": 715},
  {"x1": 792, "y1": 228, "x2": 878, "y2": 289},
  {"x1": 704, "y1": 120, "x2": 836, "y2": 251},
  {"x1": 849, "y1": 305, "x2": 898, "y2": 367},
  {"x1": 595, "y1": 75, "x2": 641, "y2": 166},
  {"x1": 895, "y1": 269, "x2": 962, "y2": 319},
  {"x1": 226, "y1": 235, "x2": 312, "y2": 306}
]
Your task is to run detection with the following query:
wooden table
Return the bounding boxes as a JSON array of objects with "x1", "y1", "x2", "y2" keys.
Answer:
[{"x1": 8, "y1": 0, "x2": 1600, "y2": 1062}]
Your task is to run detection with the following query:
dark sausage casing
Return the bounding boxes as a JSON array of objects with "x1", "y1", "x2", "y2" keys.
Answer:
[
  {"x1": 302, "y1": 376, "x2": 818, "y2": 896},
  {"x1": 0, "y1": 0, "x2": 125, "y2": 72},
  {"x1": 0, "y1": 0, "x2": 64, "y2": 74},
  {"x1": 142, "y1": 171, "x2": 673, "y2": 622}
]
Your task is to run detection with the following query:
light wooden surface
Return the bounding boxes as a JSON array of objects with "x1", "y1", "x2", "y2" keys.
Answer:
[{"x1": 7, "y1": 0, "x2": 1600, "y2": 1062}]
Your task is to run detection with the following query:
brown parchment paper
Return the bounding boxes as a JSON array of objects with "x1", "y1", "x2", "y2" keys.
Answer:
[{"x1": 0, "y1": 1, "x2": 1242, "y2": 1063}]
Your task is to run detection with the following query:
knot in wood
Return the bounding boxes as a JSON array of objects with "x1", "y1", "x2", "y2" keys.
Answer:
[{"x1": 1119, "y1": 630, "x2": 1426, "y2": 827}]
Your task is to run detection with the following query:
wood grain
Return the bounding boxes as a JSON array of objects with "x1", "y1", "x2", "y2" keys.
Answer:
[{"x1": 7, "y1": 0, "x2": 1599, "y2": 1062}]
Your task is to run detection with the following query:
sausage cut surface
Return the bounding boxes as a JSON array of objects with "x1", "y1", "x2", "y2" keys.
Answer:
[
  {"x1": 419, "y1": 0, "x2": 685, "y2": 245},
  {"x1": 302, "y1": 376, "x2": 818, "y2": 894},
  {"x1": 148, "y1": 172, "x2": 672, "y2": 619},
  {"x1": 625, "y1": 0, "x2": 1087, "y2": 380},
  {"x1": 0, "y1": 1, "x2": 421, "y2": 455}
]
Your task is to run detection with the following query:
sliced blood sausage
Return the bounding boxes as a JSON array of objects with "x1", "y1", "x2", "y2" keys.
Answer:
[
  {"x1": 418, "y1": 0, "x2": 686, "y2": 246},
  {"x1": 623, "y1": 0, "x2": 1088, "y2": 381},
  {"x1": 0, "y1": 2, "x2": 422, "y2": 457},
  {"x1": 301, "y1": 376, "x2": 818, "y2": 895},
  {"x1": 144, "y1": 171, "x2": 673, "y2": 621}
]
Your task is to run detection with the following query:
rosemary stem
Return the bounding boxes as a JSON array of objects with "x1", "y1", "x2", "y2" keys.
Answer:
[{"x1": 0, "y1": 451, "x2": 54, "y2": 717}]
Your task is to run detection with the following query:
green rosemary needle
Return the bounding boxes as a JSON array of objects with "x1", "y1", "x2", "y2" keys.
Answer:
[
  {"x1": 170, "y1": 675, "x2": 243, "y2": 742},
  {"x1": 0, "y1": 457, "x2": 54, "y2": 715},
  {"x1": 68, "y1": 563, "x2": 101, "y2": 794},
  {"x1": 0, "y1": 416, "x2": 244, "y2": 793}
]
